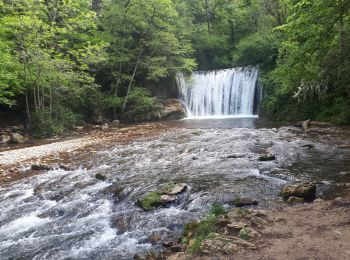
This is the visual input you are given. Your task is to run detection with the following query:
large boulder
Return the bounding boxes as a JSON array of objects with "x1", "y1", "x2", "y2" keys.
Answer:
[
  {"x1": 281, "y1": 183, "x2": 316, "y2": 200},
  {"x1": 158, "y1": 99, "x2": 187, "y2": 120},
  {"x1": 0, "y1": 134, "x2": 11, "y2": 144},
  {"x1": 10, "y1": 132, "x2": 25, "y2": 144}
]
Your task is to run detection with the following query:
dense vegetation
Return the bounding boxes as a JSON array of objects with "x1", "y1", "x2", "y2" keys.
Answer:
[{"x1": 0, "y1": 0, "x2": 349, "y2": 136}]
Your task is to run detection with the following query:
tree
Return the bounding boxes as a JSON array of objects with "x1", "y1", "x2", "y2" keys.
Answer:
[
  {"x1": 101, "y1": 0, "x2": 195, "y2": 114},
  {"x1": 0, "y1": 0, "x2": 107, "y2": 134},
  {"x1": 272, "y1": 0, "x2": 350, "y2": 123}
]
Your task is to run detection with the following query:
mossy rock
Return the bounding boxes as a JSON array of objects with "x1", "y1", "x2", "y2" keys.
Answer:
[
  {"x1": 281, "y1": 183, "x2": 316, "y2": 200},
  {"x1": 137, "y1": 182, "x2": 187, "y2": 211},
  {"x1": 137, "y1": 191, "x2": 163, "y2": 211}
]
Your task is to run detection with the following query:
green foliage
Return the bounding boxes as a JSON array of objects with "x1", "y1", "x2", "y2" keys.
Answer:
[
  {"x1": 1, "y1": 0, "x2": 349, "y2": 130},
  {"x1": 125, "y1": 88, "x2": 158, "y2": 122},
  {"x1": 30, "y1": 106, "x2": 80, "y2": 138},
  {"x1": 183, "y1": 203, "x2": 226, "y2": 254},
  {"x1": 210, "y1": 203, "x2": 227, "y2": 217},
  {"x1": 233, "y1": 32, "x2": 281, "y2": 71},
  {"x1": 187, "y1": 214, "x2": 217, "y2": 254},
  {"x1": 30, "y1": 109, "x2": 64, "y2": 138},
  {"x1": 239, "y1": 225, "x2": 250, "y2": 240},
  {"x1": 264, "y1": 0, "x2": 350, "y2": 123},
  {"x1": 0, "y1": 24, "x2": 22, "y2": 106}
]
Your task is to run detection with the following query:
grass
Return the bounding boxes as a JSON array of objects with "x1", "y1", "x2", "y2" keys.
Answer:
[{"x1": 184, "y1": 203, "x2": 227, "y2": 254}]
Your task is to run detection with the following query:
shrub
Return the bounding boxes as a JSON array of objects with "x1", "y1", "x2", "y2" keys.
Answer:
[
  {"x1": 125, "y1": 87, "x2": 158, "y2": 122},
  {"x1": 30, "y1": 109, "x2": 64, "y2": 138},
  {"x1": 30, "y1": 106, "x2": 80, "y2": 138},
  {"x1": 185, "y1": 203, "x2": 227, "y2": 254}
]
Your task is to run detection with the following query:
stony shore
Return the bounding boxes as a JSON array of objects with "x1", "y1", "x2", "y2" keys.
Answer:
[
  {"x1": 0, "y1": 123, "x2": 173, "y2": 184},
  {"x1": 161, "y1": 198, "x2": 350, "y2": 260}
]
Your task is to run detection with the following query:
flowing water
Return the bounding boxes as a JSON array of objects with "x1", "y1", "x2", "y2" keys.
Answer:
[
  {"x1": 177, "y1": 67, "x2": 262, "y2": 117},
  {"x1": 1, "y1": 119, "x2": 350, "y2": 260}
]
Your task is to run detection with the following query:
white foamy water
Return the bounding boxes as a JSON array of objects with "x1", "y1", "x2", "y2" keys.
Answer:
[{"x1": 177, "y1": 67, "x2": 262, "y2": 118}]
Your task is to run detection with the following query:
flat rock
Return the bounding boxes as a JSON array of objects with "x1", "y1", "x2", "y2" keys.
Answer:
[{"x1": 164, "y1": 183, "x2": 187, "y2": 195}]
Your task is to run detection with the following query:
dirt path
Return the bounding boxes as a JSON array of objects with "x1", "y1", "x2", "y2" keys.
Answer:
[
  {"x1": 236, "y1": 199, "x2": 350, "y2": 260},
  {"x1": 168, "y1": 199, "x2": 350, "y2": 260}
]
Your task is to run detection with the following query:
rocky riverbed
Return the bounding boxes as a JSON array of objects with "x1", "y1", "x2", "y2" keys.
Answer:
[{"x1": 0, "y1": 119, "x2": 349, "y2": 259}]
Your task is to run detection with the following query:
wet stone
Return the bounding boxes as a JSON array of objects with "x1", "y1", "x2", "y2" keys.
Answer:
[
  {"x1": 95, "y1": 173, "x2": 107, "y2": 181},
  {"x1": 259, "y1": 155, "x2": 276, "y2": 161},
  {"x1": 233, "y1": 197, "x2": 259, "y2": 207},
  {"x1": 31, "y1": 164, "x2": 52, "y2": 171}
]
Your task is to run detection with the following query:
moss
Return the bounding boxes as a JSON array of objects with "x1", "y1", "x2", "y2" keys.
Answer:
[
  {"x1": 160, "y1": 182, "x2": 177, "y2": 194},
  {"x1": 137, "y1": 191, "x2": 162, "y2": 211}
]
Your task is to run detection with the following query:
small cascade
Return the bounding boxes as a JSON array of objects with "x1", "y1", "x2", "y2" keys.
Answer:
[{"x1": 177, "y1": 67, "x2": 262, "y2": 118}]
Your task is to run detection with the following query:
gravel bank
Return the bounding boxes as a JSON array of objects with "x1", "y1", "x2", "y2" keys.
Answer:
[{"x1": 0, "y1": 136, "x2": 95, "y2": 165}]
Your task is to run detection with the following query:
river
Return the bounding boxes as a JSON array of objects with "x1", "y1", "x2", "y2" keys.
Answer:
[{"x1": 0, "y1": 118, "x2": 349, "y2": 259}]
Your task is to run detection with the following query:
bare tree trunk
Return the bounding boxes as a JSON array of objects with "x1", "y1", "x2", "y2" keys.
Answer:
[
  {"x1": 92, "y1": 0, "x2": 103, "y2": 16},
  {"x1": 49, "y1": 85, "x2": 52, "y2": 118},
  {"x1": 121, "y1": 48, "x2": 143, "y2": 113},
  {"x1": 205, "y1": 0, "x2": 211, "y2": 35},
  {"x1": 25, "y1": 90, "x2": 31, "y2": 126},
  {"x1": 23, "y1": 63, "x2": 31, "y2": 125},
  {"x1": 111, "y1": 60, "x2": 123, "y2": 119},
  {"x1": 37, "y1": 85, "x2": 41, "y2": 110},
  {"x1": 339, "y1": 15, "x2": 345, "y2": 63},
  {"x1": 33, "y1": 86, "x2": 38, "y2": 112}
]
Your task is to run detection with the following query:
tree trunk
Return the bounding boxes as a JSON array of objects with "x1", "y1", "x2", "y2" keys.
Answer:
[
  {"x1": 205, "y1": 0, "x2": 211, "y2": 35},
  {"x1": 92, "y1": 0, "x2": 103, "y2": 16},
  {"x1": 25, "y1": 90, "x2": 31, "y2": 126},
  {"x1": 121, "y1": 48, "x2": 143, "y2": 113},
  {"x1": 339, "y1": 15, "x2": 345, "y2": 63},
  {"x1": 112, "y1": 60, "x2": 123, "y2": 119}
]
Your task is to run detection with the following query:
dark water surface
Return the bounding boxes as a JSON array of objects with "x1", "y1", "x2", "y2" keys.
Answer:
[{"x1": 0, "y1": 118, "x2": 349, "y2": 259}]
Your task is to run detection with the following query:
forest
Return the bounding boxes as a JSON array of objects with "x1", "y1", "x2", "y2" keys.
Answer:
[{"x1": 0, "y1": 0, "x2": 349, "y2": 137}]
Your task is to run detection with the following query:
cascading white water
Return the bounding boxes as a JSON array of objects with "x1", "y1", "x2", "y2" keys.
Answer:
[{"x1": 177, "y1": 67, "x2": 261, "y2": 118}]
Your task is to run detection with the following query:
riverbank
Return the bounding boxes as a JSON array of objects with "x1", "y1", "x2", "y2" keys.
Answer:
[
  {"x1": 0, "y1": 123, "x2": 174, "y2": 185},
  {"x1": 163, "y1": 198, "x2": 350, "y2": 260},
  {"x1": 0, "y1": 119, "x2": 349, "y2": 259}
]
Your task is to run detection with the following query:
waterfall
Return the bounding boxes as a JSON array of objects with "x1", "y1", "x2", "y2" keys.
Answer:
[{"x1": 177, "y1": 67, "x2": 262, "y2": 118}]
